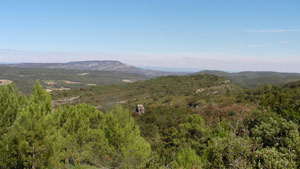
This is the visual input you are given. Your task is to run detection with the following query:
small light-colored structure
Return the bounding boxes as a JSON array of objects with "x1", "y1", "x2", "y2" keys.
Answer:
[{"x1": 136, "y1": 104, "x2": 145, "y2": 115}]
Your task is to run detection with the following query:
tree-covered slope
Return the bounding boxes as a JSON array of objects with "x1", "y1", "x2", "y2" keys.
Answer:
[
  {"x1": 198, "y1": 70, "x2": 300, "y2": 88},
  {"x1": 52, "y1": 74, "x2": 256, "y2": 126},
  {"x1": 52, "y1": 74, "x2": 244, "y2": 109}
]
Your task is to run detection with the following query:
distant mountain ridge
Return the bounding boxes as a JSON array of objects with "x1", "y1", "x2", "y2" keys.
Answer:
[{"x1": 6, "y1": 60, "x2": 184, "y2": 77}]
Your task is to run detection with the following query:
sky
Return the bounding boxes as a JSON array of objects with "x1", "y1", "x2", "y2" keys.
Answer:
[{"x1": 0, "y1": 0, "x2": 299, "y2": 72}]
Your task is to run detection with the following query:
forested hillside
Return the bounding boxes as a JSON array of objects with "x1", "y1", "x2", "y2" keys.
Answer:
[
  {"x1": 198, "y1": 70, "x2": 300, "y2": 88},
  {"x1": 1, "y1": 75, "x2": 300, "y2": 168},
  {"x1": 52, "y1": 74, "x2": 243, "y2": 106},
  {"x1": 52, "y1": 74, "x2": 251, "y2": 121}
]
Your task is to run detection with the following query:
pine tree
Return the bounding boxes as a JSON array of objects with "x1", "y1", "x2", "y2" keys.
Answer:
[
  {"x1": 53, "y1": 103, "x2": 109, "y2": 168},
  {"x1": 0, "y1": 83, "x2": 26, "y2": 134},
  {"x1": 1, "y1": 81, "x2": 63, "y2": 169},
  {"x1": 0, "y1": 84, "x2": 27, "y2": 168},
  {"x1": 102, "y1": 105, "x2": 151, "y2": 169}
]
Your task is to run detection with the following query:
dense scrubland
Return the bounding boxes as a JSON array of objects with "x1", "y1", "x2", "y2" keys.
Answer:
[{"x1": 1, "y1": 74, "x2": 300, "y2": 168}]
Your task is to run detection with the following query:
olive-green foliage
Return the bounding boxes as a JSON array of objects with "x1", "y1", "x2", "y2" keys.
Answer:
[
  {"x1": 251, "y1": 115, "x2": 299, "y2": 149},
  {"x1": 202, "y1": 133, "x2": 253, "y2": 169},
  {"x1": 240, "y1": 110, "x2": 300, "y2": 168},
  {"x1": 244, "y1": 82, "x2": 300, "y2": 123},
  {"x1": 173, "y1": 146, "x2": 202, "y2": 169},
  {"x1": 136, "y1": 106, "x2": 209, "y2": 167},
  {"x1": 253, "y1": 147, "x2": 297, "y2": 169},
  {"x1": 178, "y1": 114, "x2": 210, "y2": 153},
  {"x1": 201, "y1": 100, "x2": 300, "y2": 169},
  {"x1": 248, "y1": 112, "x2": 300, "y2": 168}
]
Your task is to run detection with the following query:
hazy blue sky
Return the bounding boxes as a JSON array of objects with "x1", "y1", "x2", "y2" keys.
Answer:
[{"x1": 0, "y1": 0, "x2": 299, "y2": 72}]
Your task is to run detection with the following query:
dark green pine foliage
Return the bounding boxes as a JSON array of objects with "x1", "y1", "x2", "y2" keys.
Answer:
[
  {"x1": 53, "y1": 103, "x2": 110, "y2": 168},
  {"x1": 0, "y1": 83, "x2": 26, "y2": 133},
  {"x1": 0, "y1": 81, "x2": 63, "y2": 169},
  {"x1": 0, "y1": 84, "x2": 27, "y2": 168},
  {"x1": 102, "y1": 106, "x2": 151, "y2": 169}
]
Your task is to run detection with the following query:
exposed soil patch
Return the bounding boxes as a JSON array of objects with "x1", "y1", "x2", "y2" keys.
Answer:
[
  {"x1": 44, "y1": 81, "x2": 56, "y2": 86},
  {"x1": 46, "y1": 87, "x2": 70, "y2": 92},
  {"x1": 63, "y1": 80, "x2": 80, "y2": 84},
  {"x1": 0, "y1": 79, "x2": 12, "y2": 86},
  {"x1": 77, "y1": 73, "x2": 89, "y2": 76},
  {"x1": 122, "y1": 79, "x2": 134, "y2": 83},
  {"x1": 86, "y1": 83, "x2": 96, "y2": 86}
]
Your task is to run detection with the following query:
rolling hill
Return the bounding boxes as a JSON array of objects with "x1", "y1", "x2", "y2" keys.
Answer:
[
  {"x1": 52, "y1": 74, "x2": 256, "y2": 124},
  {"x1": 198, "y1": 70, "x2": 300, "y2": 88}
]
